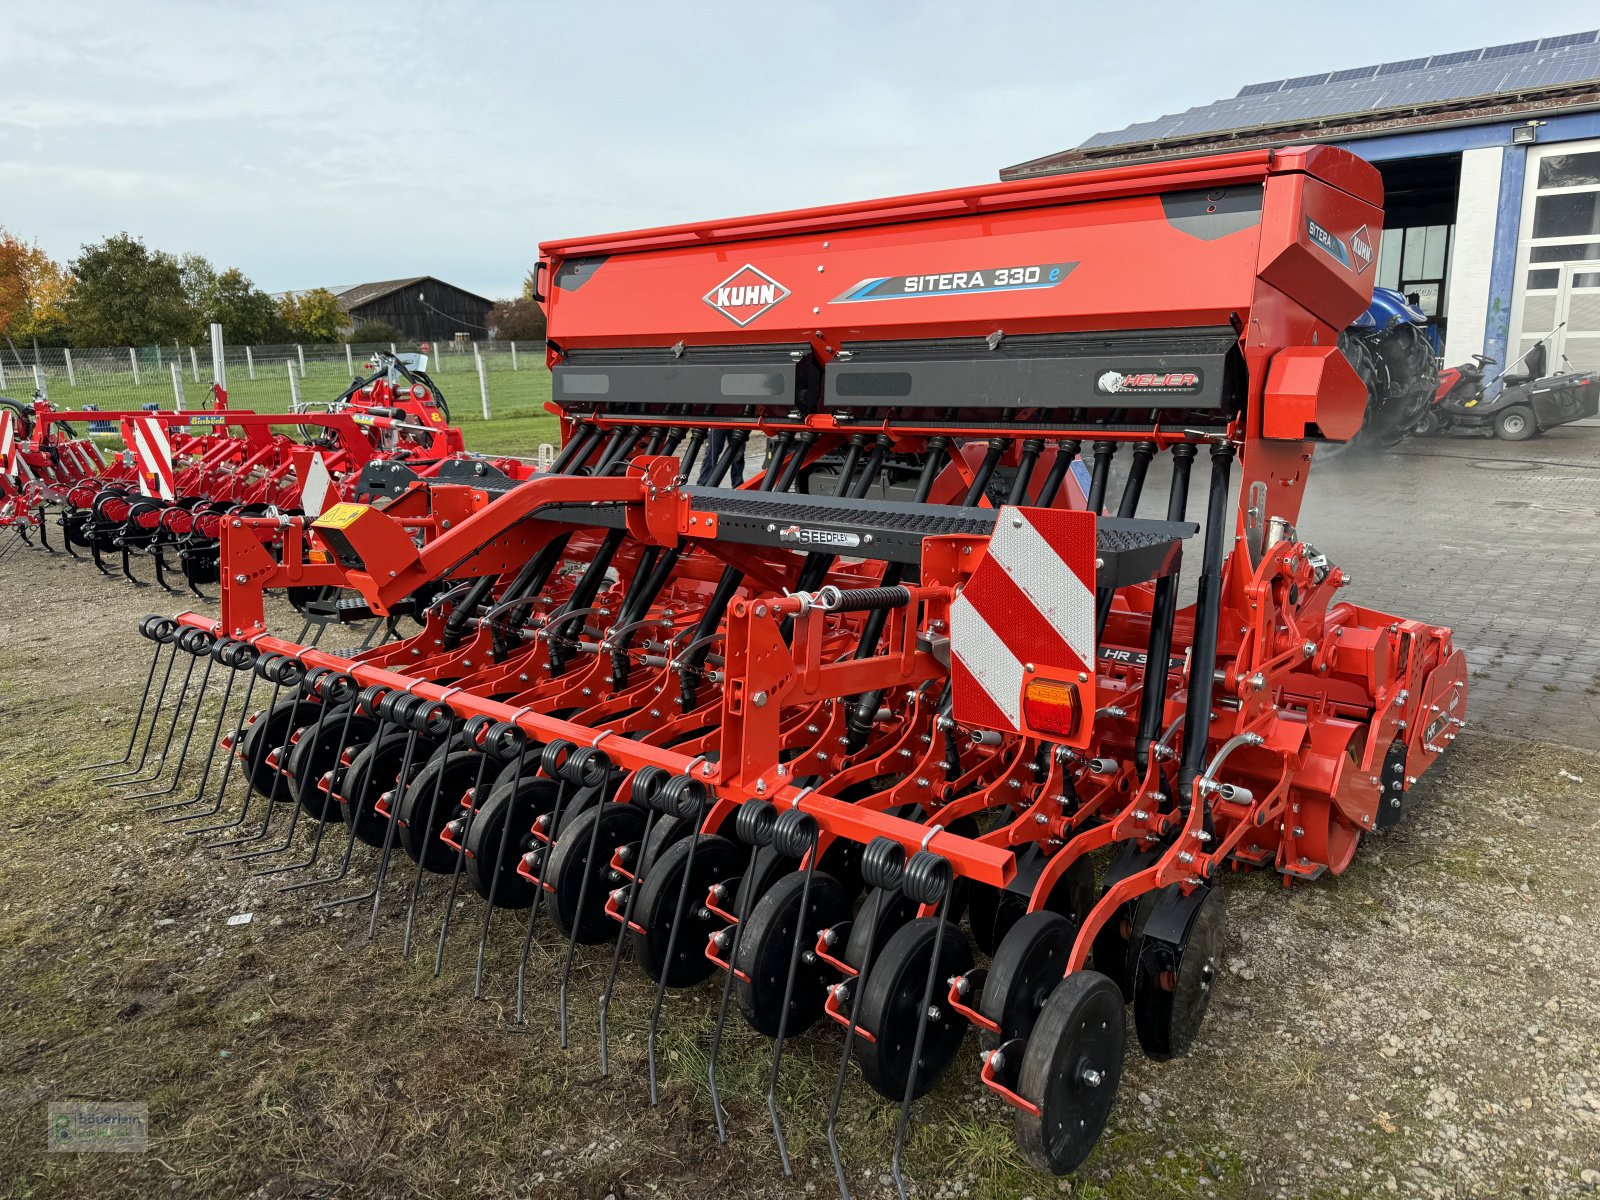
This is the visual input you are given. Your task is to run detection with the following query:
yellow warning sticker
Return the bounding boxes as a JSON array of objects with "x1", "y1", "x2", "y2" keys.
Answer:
[{"x1": 314, "y1": 503, "x2": 368, "y2": 530}]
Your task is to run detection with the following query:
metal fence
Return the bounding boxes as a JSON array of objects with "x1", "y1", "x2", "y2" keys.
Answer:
[{"x1": 0, "y1": 337, "x2": 546, "y2": 423}]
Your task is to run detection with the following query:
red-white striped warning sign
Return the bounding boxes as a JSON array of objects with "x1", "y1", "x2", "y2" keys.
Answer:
[
  {"x1": 0, "y1": 409, "x2": 17, "y2": 480},
  {"x1": 300, "y1": 451, "x2": 333, "y2": 517},
  {"x1": 949, "y1": 505, "x2": 1097, "y2": 740},
  {"x1": 125, "y1": 416, "x2": 176, "y2": 501}
]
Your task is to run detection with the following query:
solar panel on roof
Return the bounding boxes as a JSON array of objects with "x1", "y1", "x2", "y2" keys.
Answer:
[
  {"x1": 1283, "y1": 72, "x2": 1331, "y2": 90},
  {"x1": 1328, "y1": 66, "x2": 1379, "y2": 82},
  {"x1": 1237, "y1": 80, "x2": 1284, "y2": 96},
  {"x1": 1539, "y1": 31, "x2": 1598, "y2": 50},
  {"x1": 1376, "y1": 57, "x2": 1429, "y2": 76},
  {"x1": 1428, "y1": 49, "x2": 1481, "y2": 66},
  {"x1": 1483, "y1": 40, "x2": 1539, "y2": 59}
]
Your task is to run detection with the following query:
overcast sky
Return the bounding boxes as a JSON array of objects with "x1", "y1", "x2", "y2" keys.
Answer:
[{"x1": 4, "y1": 1, "x2": 1597, "y2": 300}]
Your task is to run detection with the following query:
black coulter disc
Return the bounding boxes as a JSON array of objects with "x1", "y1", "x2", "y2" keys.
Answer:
[
  {"x1": 340, "y1": 730, "x2": 438, "y2": 847},
  {"x1": 733, "y1": 870, "x2": 851, "y2": 1037},
  {"x1": 631, "y1": 833, "x2": 741, "y2": 986},
  {"x1": 462, "y1": 777, "x2": 562, "y2": 908},
  {"x1": 284, "y1": 707, "x2": 379, "y2": 819},
  {"x1": 546, "y1": 801, "x2": 649, "y2": 943},
  {"x1": 1132, "y1": 885, "x2": 1225, "y2": 1061},
  {"x1": 845, "y1": 885, "x2": 922, "y2": 972},
  {"x1": 240, "y1": 697, "x2": 321, "y2": 800},
  {"x1": 1089, "y1": 842, "x2": 1161, "y2": 1001},
  {"x1": 1014, "y1": 970, "x2": 1126, "y2": 1175},
  {"x1": 853, "y1": 917, "x2": 974, "y2": 1101},
  {"x1": 397, "y1": 749, "x2": 484, "y2": 873},
  {"x1": 979, "y1": 910, "x2": 1076, "y2": 1051}
]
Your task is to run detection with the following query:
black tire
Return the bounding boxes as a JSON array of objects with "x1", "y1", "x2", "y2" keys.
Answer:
[
  {"x1": 979, "y1": 910, "x2": 1076, "y2": 1051},
  {"x1": 1493, "y1": 405, "x2": 1537, "y2": 441},
  {"x1": 1014, "y1": 971, "x2": 1125, "y2": 1175},
  {"x1": 1413, "y1": 409, "x2": 1441, "y2": 437},
  {"x1": 239, "y1": 697, "x2": 321, "y2": 800},
  {"x1": 462, "y1": 777, "x2": 562, "y2": 907},
  {"x1": 853, "y1": 917, "x2": 974, "y2": 1101},
  {"x1": 1368, "y1": 322, "x2": 1439, "y2": 446},
  {"x1": 734, "y1": 870, "x2": 852, "y2": 1036},
  {"x1": 396, "y1": 749, "x2": 483, "y2": 872},
  {"x1": 1321, "y1": 329, "x2": 1387, "y2": 460},
  {"x1": 630, "y1": 833, "x2": 741, "y2": 986}
]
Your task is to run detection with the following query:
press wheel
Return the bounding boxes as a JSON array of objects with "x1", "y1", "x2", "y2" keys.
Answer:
[
  {"x1": 462, "y1": 777, "x2": 561, "y2": 907},
  {"x1": 632, "y1": 833, "x2": 741, "y2": 986},
  {"x1": 979, "y1": 910, "x2": 1076, "y2": 1051},
  {"x1": 545, "y1": 801, "x2": 649, "y2": 942},
  {"x1": 734, "y1": 870, "x2": 851, "y2": 1037},
  {"x1": 853, "y1": 917, "x2": 973, "y2": 1101},
  {"x1": 239, "y1": 697, "x2": 320, "y2": 799},
  {"x1": 340, "y1": 729, "x2": 435, "y2": 847},
  {"x1": 284, "y1": 705, "x2": 378, "y2": 819},
  {"x1": 845, "y1": 885, "x2": 920, "y2": 972},
  {"x1": 1132, "y1": 885, "x2": 1225, "y2": 1061},
  {"x1": 1014, "y1": 970, "x2": 1125, "y2": 1175},
  {"x1": 396, "y1": 749, "x2": 483, "y2": 872}
]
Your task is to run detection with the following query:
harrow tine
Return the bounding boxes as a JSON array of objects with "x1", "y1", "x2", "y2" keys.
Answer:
[
  {"x1": 505, "y1": 731, "x2": 569, "y2": 1007},
  {"x1": 89, "y1": 533, "x2": 111, "y2": 576},
  {"x1": 646, "y1": 775, "x2": 709, "y2": 1107},
  {"x1": 764, "y1": 808, "x2": 822, "y2": 1175},
  {"x1": 121, "y1": 652, "x2": 218, "y2": 801},
  {"x1": 363, "y1": 704, "x2": 432, "y2": 939},
  {"x1": 163, "y1": 663, "x2": 262, "y2": 825},
  {"x1": 255, "y1": 685, "x2": 361, "y2": 879},
  {"x1": 146, "y1": 654, "x2": 242, "y2": 813},
  {"x1": 83, "y1": 620, "x2": 173, "y2": 772},
  {"x1": 105, "y1": 631, "x2": 205, "y2": 787},
  {"x1": 399, "y1": 735, "x2": 458, "y2": 958},
  {"x1": 597, "y1": 771, "x2": 672, "y2": 1072},
  {"x1": 707, "y1": 800, "x2": 777, "y2": 1139},
  {"x1": 302, "y1": 686, "x2": 402, "y2": 903},
  {"x1": 828, "y1": 838, "x2": 907, "y2": 1200},
  {"x1": 432, "y1": 719, "x2": 498, "y2": 973},
  {"x1": 205, "y1": 664, "x2": 307, "y2": 847},
  {"x1": 889, "y1": 851, "x2": 956, "y2": 1200},
  {"x1": 556, "y1": 745, "x2": 619, "y2": 1047},
  {"x1": 226, "y1": 669, "x2": 343, "y2": 861},
  {"x1": 35, "y1": 508, "x2": 51, "y2": 551},
  {"x1": 95, "y1": 628, "x2": 184, "y2": 782},
  {"x1": 181, "y1": 664, "x2": 290, "y2": 835}
]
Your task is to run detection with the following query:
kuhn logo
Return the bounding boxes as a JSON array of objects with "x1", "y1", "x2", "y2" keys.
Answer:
[
  {"x1": 704, "y1": 264, "x2": 790, "y2": 327},
  {"x1": 1095, "y1": 370, "x2": 1203, "y2": 395},
  {"x1": 1350, "y1": 224, "x2": 1373, "y2": 273}
]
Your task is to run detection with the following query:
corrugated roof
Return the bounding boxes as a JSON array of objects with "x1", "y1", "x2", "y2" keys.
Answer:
[
  {"x1": 336, "y1": 276, "x2": 429, "y2": 311},
  {"x1": 1076, "y1": 30, "x2": 1600, "y2": 152}
]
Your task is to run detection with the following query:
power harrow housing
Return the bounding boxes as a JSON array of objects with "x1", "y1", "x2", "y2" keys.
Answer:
[{"x1": 104, "y1": 146, "x2": 1467, "y2": 1184}]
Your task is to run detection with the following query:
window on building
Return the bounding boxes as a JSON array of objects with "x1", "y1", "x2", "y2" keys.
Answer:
[
  {"x1": 1375, "y1": 224, "x2": 1452, "y2": 315},
  {"x1": 1516, "y1": 138, "x2": 1600, "y2": 372}
]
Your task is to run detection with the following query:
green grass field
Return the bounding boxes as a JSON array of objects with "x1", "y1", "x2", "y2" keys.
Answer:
[{"x1": 18, "y1": 354, "x2": 562, "y2": 458}]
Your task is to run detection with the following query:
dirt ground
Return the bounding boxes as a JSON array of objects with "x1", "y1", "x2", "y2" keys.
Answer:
[{"x1": 1, "y1": 544, "x2": 1598, "y2": 1200}]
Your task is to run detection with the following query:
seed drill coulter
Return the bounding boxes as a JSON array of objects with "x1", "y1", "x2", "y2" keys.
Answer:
[{"x1": 104, "y1": 146, "x2": 1466, "y2": 1184}]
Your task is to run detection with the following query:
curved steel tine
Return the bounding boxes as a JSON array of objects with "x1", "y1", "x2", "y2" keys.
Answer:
[
  {"x1": 96, "y1": 641, "x2": 182, "y2": 782},
  {"x1": 509, "y1": 751, "x2": 566, "y2": 1011},
  {"x1": 256, "y1": 699, "x2": 359, "y2": 878},
  {"x1": 164, "y1": 669, "x2": 261, "y2": 824},
  {"x1": 433, "y1": 749, "x2": 494, "y2": 975},
  {"x1": 83, "y1": 637, "x2": 166, "y2": 771},
  {"x1": 765, "y1": 829, "x2": 821, "y2": 1174},
  {"x1": 400, "y1": 736, "x2": 456, "y2": 958},
  {"x1": 890, "y1": 872, "x2": 955, "y2": 1200},
  {"x1": 146, "y1": 663, "x2": 240, "y2": 813},
  {"x1": 597, "y1": 805, "x2": 659, "y2": 1076},
  {"x1": 122, "y1": 656, "x2": 217, "y2": 800},
  {"x1": 364, "y1": 722, "x2": 426, "y2": 939},
  {"x1": 206, "y1": 678, "x2": 303, "y2": 847},
  {"x1": 290, "y1": 704, "x2": 394, "y2": 895},
  {"x1": 828, "y1": 890, "x2": 896, "y2": 1200},
  {"x1": 646, "y1": 797, "x2": 707, "y2": 1107},
  {"x1": 228, "y1": 685, "x2": 341, "y2": 861},
  {"x1": 110, "y1": 649, "x2": 201, "y2": 788},
  {"x1": 557, "y1": 784, "x2": 614, "y2": 1048},
  {"x1": 707, "y1": 838, "x2": 763, "y2": 1140}
]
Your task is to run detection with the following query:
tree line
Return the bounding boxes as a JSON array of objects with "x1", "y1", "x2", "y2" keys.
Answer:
[{"x1": 0, "y1": 228, "x2": 546, "y2": 350}]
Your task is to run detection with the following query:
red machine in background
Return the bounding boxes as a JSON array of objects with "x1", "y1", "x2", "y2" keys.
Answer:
[
  {"x1": 0, "y1": 353, "x2": 521, "y2": 594},
  {"x1": 101, "y1": 147, "x2": 1464, "y2": 1187}
]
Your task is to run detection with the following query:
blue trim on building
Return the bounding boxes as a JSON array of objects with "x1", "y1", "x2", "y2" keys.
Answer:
[{"x1": 1484, "y1": 145, "x2": 1529, "y2": 374}]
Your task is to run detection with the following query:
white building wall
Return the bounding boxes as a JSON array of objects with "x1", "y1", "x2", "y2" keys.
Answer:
[{"x1": 1444, "y1": 145, "x2": 1503, "y2": 363}]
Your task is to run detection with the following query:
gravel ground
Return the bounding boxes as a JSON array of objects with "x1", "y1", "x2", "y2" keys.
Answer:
[{"x1": 0, "y1": 536, "x2": 1597, "y2": 1200}]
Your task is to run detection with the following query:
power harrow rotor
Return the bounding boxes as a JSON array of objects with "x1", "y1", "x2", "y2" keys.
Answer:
[{"x1": 95, "y1": 146, "x2": 1467, "y2": 1186}]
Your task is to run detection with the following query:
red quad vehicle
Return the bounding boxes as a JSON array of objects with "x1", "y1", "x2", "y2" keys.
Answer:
[{"x1": 1421, "y1": 331, "x2": 1599, "y2": 441}]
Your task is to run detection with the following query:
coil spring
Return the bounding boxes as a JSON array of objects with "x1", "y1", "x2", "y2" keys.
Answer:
[
  {"x1": 357, "y1": 683, "x2": 389, "y2": 717},
  {"x1": 655, "y1": 773, "x2": 709, "y2": 820},
  {"x1": 770, "y1": 808, "x2": 820, "y2": 859},
  {"x1": 735, "y1": 798, "x2": 778, "y2": 847},
  {"x1": 138, "y1": 615, "x2": 179, "y2": 643},
  {"x1": 900, "y1": 850, "x2": 951, "y2": 906},
  {"x1": 861, "y1": 836, "x2": 907, "y2": 891},
  {"x1": 462, "y1": 713, "x2": 497, "y2": 750},
  {"x1": 629, "y1": 764, "x2": 671, "y2": 808},
  {"x1": 559, "y1": 745, "x2": 611, "y2": 789}
]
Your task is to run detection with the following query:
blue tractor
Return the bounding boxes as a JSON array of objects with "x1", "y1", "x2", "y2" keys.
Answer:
[{"x1": 1332, "y1": 286, "x2": 1438, "y2": 454}]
